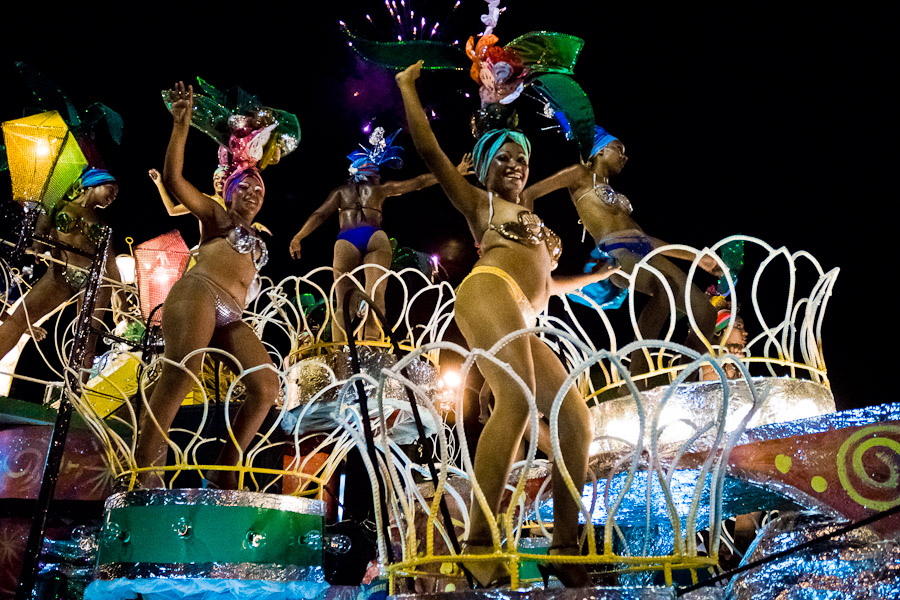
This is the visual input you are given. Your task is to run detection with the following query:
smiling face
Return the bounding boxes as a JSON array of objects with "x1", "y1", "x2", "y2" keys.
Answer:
[
  {"x1": 485, "y1": 141, "x2": 529, "y2": 200},
  {"x1": 85, "y1": 183, "x2": 119, "y2": 209},
  {"x1": 228, "y1": 173, "x2": 265, "y2": 218},
  {"x1": 212, "y1": 169, "x2": 228, "y2": 194}
]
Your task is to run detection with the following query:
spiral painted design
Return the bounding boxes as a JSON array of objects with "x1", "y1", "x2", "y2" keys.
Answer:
[{"x1": 836, "y1": 425, "x2": 900, "y2": 511}]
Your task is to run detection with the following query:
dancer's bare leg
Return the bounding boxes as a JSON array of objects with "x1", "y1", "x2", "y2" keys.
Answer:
[
  {"x1": 613, "y1": 251, "x2": 717, "y2": 386},
  {"x1": 205, "y1": 321, "x2": 278, "y2": 490},
  {"x1": 134, "y1": 277, "x2": 216, "y2": 487},
  {"x1": 362, "y1": 230, "x2": 392, "y2": 341},
  {"x1": 455, "y1": 274, "x2": 590, "y2": 585},
  {"x1": 332, "y1": 240, "x2": 363, "y2": 343},
  {"x1": 0, "y1": 273, "x2": 72, "y2": 360}
]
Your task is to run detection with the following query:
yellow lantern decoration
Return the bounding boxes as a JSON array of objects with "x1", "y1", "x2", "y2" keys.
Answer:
[{"x1": 1, "y1": 110, "x2": 87, "y2": 211}]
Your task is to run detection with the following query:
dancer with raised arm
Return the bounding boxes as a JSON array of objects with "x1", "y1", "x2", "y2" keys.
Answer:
[
  {"x1": 134, "y1": 82, "x2": 278, "y2": 489},
  {"x1": 0, "y1": 168, "x2": 121, "y2": 374},
  {"x1": 289, "y1": 130, "x2": 472, "y2": 341},
  {"x1": 523, "y1": 126, "x2": 720, "y2": 384},
  {"x1": 397, "y1": 61, "x2": 617, "y2": 588},
  {"x1": 149, "y1": 165, "x2": 228, "y2": 216}
]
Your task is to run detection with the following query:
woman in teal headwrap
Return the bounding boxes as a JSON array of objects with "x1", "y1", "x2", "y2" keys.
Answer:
[
  {"x1": 0, "y1": 167, "x2": 121, "y2": 374},
  {"x1": 397, "y1": 61, "x2": 618, "y2": 587}
]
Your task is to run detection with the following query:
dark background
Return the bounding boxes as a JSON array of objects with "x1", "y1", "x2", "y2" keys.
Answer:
[{"x1": 1, "y1": 2, "x2": 892, "y2": 410}]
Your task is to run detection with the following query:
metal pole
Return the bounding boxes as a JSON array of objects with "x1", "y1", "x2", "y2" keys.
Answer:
[{"x1": 15, "y1": 229, "x2": 110, "y2": 600}]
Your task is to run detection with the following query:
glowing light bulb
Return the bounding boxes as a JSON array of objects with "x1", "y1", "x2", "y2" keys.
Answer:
[
  {"x1": 115, "y1": 255, "x2": 136, "y2": 285},
  {"x1": 34, "y1": 140, "x2": 52, "y2": 157},
  {"x1": 441, "y1": 369, "x2": 461, "y2": 389}
]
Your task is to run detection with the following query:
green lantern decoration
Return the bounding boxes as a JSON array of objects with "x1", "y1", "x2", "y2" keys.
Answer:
[{"x1": 1, "y1": 110, "x2": 88, "y2": 212}]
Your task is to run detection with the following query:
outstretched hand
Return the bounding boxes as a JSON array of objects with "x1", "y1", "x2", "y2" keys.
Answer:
[
  {"x1": 457, "y1": 153, "x2": 474, "y2": 175},
  {"x1": 395, "y1": 60, "x2": 423, "y2": 86},
  {"x1": 590, "y1": 257, "x2": 621, "y2": 280},
  {"x1": 289, "y1": 235, "x2": 302, "y2": 260},
  {"x1": 168, "y1": 81, "x2": 193, "y2": 127}
]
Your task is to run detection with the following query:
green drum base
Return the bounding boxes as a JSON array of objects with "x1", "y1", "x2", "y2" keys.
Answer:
[{"x1": 95, "y1": 489, "x2": 325, "y2": 582}]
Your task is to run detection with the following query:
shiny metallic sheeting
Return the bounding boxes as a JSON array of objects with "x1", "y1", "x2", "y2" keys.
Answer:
[
  {"x1": 284, "y1": 346, "x2": 439, "y2": 411},
  {"x1": 726, "y1": 511, "x2": 900, "y2": 599},
  {"x1": 737, "y1": 401, "x2": 900, "y2": 444},
  {"x1": 529, "y1": 470, "x2": 787, "y2": 529},
  {"x1": 103, "y1": 488, "x2": 325, "y2": 515},
  {"x1": 590, "y1": 378, "x2": 835, "y2": 457},
  {"x1": 95, "y1": 562, "x2": 324, "y2": 582},
  {"x1": 393, "y1": 586, "x2": 719, "y2": 599}
]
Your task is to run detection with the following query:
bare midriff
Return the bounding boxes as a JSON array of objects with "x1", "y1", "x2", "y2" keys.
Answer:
[
  {"x1": 477, "y1": 230, "x2": 553, "y2": 313},
  {"x1": 573, "y1": 187, "x2": 642, "y2": 243},
  {"x1": 191, "y1": 238, "x2": 258, "y2": 305}
]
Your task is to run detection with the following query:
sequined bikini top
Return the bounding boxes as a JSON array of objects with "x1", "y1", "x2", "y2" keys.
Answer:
[
  {"x1": 206, "y1": 222, "x2": 269, "y2": 272},
  {"x1": 576, "y1": 174, "x2": 633, "y2": 214},
  {"x1": 487, "y1": 193, "x2": 562, "y2": 270},
  {"x1": 53, "y1": 208, "x2": 109, "y2": 247}
]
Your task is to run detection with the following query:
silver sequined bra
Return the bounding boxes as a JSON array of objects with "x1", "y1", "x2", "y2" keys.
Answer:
[
  {"x1": 226, "y1": 223, "x2": 269, "y2": 271},
  {"x1": 592, "y1": 182, "x2": 633, "y2": 214}
]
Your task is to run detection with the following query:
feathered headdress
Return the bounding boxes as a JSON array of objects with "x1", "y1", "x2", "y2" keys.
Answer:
[
  {"x1": 347, "y1": 128, "x2": 404, "y2": 181},
  {"x1": 162, "y1": 77, "x2": 300, "y2": 176}
]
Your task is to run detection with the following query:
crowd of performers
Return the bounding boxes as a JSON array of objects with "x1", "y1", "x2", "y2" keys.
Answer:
[{"x1": 0, "y1": 61, "x2": 752, "y2": 588}]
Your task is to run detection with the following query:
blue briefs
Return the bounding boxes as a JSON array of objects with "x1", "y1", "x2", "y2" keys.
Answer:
[{"x1": 337, "y1": 225, "x2": 381, "y2": 254}]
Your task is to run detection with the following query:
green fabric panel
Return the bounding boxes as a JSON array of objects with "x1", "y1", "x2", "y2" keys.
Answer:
[
  {"x1": 506, "y1": 32, "x2": 585, "y2": 75},
  {"x1": 528, "y1": 74, "x2": 595, "y2": 162},
  {"x1": 98, "y1": 505, "x2": 323, "y2": 566},
  {"x1": 343, "y1": 28, "x2": 469, "y2": 71}
]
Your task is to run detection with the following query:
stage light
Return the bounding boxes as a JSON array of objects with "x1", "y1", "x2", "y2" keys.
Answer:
[
  {"x1": 440, "y1": 369, "x2": 461, "y2": 390},
  {"x1": 115, "y1": 254, "x2": 136, "y2": 285}
]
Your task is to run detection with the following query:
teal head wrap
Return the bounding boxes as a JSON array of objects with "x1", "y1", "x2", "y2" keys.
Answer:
[{"x1": 472, "y1": 129, "x2": 531, "y2": 185}]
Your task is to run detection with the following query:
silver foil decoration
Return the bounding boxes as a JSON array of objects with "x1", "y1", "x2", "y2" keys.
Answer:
[
  {"x1": 529, "y1": 470, "x2": 785, "y2": 530},
  {"x1": 282, "y1": 346, "x2": 440, "y2": 440},
  {"x1": 393, "y1": 586, "x2": 722, "y2": 599},
  {"x1": 284, "y1": 346, "x2": 439, "y2": 410},
  {"x1": 736, "y1": 401, "x2": 900, "y2": 444},
  {"x1": 726, "y1": 511, "x2": 900, "y2": 599},
  {"x1": 590, "y1": 378, "x2": 835, "y2": 460},
  {"x1": 95, "y1": 562, "x2": 324, "y2": 582},
  {"x1": 103, "y1": 488, "x2": 325, "y2": 515}
]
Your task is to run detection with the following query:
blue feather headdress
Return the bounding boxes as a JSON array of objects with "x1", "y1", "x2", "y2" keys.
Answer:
[{"x1": 347, "y1": 128, "x2": 404, "y2": 181}]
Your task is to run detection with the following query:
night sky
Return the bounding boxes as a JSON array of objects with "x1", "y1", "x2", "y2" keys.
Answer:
[{"x1": 0, "y1": 3, "x2": 892, "y2": 410}]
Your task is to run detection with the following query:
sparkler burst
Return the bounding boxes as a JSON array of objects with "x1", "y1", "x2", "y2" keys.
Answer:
[{"x1": 345, "y1": 0, "x2": 465, "y2": 41}]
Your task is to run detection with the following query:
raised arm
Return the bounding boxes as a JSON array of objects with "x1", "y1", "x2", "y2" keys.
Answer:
[
  {"x1": 162, "y1": 82, "x2": 219, "y2": 222},
  {"x1": 289, "y1": 190, "x2": 340, "y2": 260},
  {"x1": 521, "y1": 164, "x2": 583, "y2": 208},
  {"x1": 148, "y1": 168, "x2": 189, "y2": 216},
  {"x1": 380, "y1": 153, "x2": 474, "y2": 197},
  {"x1": 396, "y1": 62, "x2": 480, "y2": 218}
]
